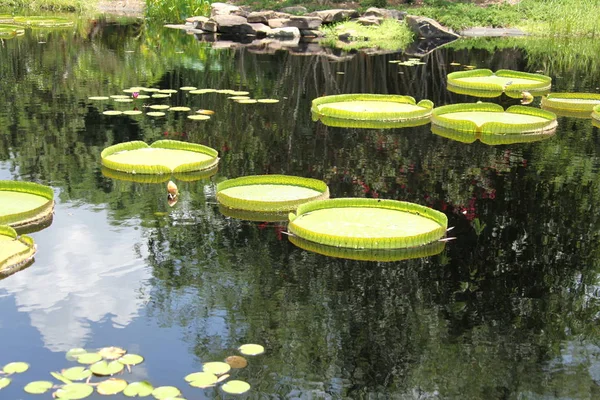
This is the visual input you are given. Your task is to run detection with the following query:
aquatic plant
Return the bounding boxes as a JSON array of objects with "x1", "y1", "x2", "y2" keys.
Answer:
[
  {"x1": 0, "y1": 24, "x2": 24, "y2": 38},
  {"x1": 0, "y1": 226, "x2": 36, "y2": 277},
  {"x1": 447, "y1": 69, "x2": 551, "y2": 97},
  {"x1": 311, "y1": 94, "x2": 433, "y2": 122},
  {"x1": 432, "y1": 124, "x2": 556, "y2": 146},
  {"x1": 0, "y1": 181, "x2": 54, "y2": 228},
  {"x1": 541, "y1": 93, "x2": 600, "y2": 117},
  {"x1": 101, "y1": 140, "x2": 219, "y2": 175},
  {"x1": 593, "y1": 105, "x2": 600, "y2": 128},
  {"x1": 217, "y1": 175, "x2": 329, "y2": 213},
  {"x1": 288, "y1": 198, "x2": 448, "y2": 250}
]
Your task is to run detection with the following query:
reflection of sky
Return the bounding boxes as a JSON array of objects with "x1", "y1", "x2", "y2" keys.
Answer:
[{"x1": 0, "y1": 196, "x2": 151, "y2": 352}]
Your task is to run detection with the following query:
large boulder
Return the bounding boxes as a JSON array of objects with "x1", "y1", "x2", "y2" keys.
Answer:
[
  {"x1": 267, "y1": 18, "x2": 289, "y2": 29},
  {"x1": 283, "y1": 16, "x2": 322, "y2": 30},
  {"x1": 210, "y1": 2, "x2": 247, "y2": 18},
  {"x1": 248, "y1": 23, "x2": 272, "y2": 37},
  {"x1": 405, "y1": 15, "x2": 459, "y2": 39},
  {"x1": 280, "y1": 5, "x2": 307, "y2": 14},
  {"x1": 357, "y1": 16, "x2": 382, "y2": 26},
  {"x1": 267, "y1": 27, "x2": 301, "y2": 39},
  {"x1": 310, "y1": 9, "x2": 359, "y2": 23},
  {"x1": 362, "y1": 7, "x2": 406, "y2": 20},
  {"x1": 213, "y1": 14, "x2": 255, "y2": 35}
]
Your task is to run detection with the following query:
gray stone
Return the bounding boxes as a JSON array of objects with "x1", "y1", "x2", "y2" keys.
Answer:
[
  {"x1": 247, "y1": 11, "x2": 270, "y2": 24},
  {"x1": 357, "y1": 16, "x2": 382, "y2": 26},
  {"x1": 310, "y1": 9, "x2": 360, "y2": 23},
  {"x1": 458, "y1": 27, "x2": 528, "y2": 37},
  {"x1": 268, "y1": 18, "x2": 289, "y2": 29},
  {"x1": 164, "y1": 24, "x2": 190, "y2": 30},
  {"x1": 362, "y1": 7, "x2": 406, "y2": 20},
  {"x1": 300, "y1": 29, "x2": 324, "y2": 38},
  {"x1": 248, "y1": 23, "x2": 272, "y2": 37},
  {"x1": 405, "y1": 15, "x2": 459, "y2": 40},
  {"x1": 213, "y1": 14, "x2": 255, "y2": 35},
  {"x1": 280, "y1": 5, "x2": 307, "y2": 14},
  {"x1": 283, "y1": 16, "x2": 322, "y2": 30},
  {"x1": 210, "y1": 2, "x2": 246, "y2": 17},
  {"x1": 268, "y1": 27, "x2": 301, "y2": 39},
  {"x1": 202, "y1": 20, "x2": 218, "y2": 33}
]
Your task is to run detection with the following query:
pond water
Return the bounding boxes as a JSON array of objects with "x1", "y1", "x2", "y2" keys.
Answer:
[{"x1": 2, "y1": 15, "x2": 600, "y2": 399}]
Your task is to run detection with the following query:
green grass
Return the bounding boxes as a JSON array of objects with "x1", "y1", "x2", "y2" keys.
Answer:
[
  {"x1": 145, "y1": 0, "x2": 210, "y2": 23},
  {"x1": 0, "y1": 0, "x2": 93, "y2": 12},
  {"x1": 320, "y1": 19, "x2": 413, "y2": 52}
]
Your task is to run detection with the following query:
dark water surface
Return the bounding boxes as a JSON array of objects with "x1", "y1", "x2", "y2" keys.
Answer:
[{"x1": 2, "y1": 16, "x2": 600, "y2": 399}]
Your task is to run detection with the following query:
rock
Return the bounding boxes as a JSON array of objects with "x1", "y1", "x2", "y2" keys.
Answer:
[
  {"x1": 248, "y1": 23, "x2": 272, "y2": 37},
  {"x1": 310, "y1": 9, "x2": 359, "y2": 23},
  {"x1": 362, "y1": 7, "x2": 406, "y2": 20},
  {"x1": 280, "y1": 5, "x2": 307, "y2": 14},
  {"x1": 211, "y1": 40, "x2": 243, "y2": 49},
  {"x1": 300, "y1": 29, "x2": 324, "y2": 38},
  {"x1": 357, "y1": 16, "x2": 382, "y2": 26},
  {"x1": 268, "y1": 27, "x2": 301, "y2": 39},
  {"x1": 247, "y1": 11, "x2": 271, "y2": 24},
  {"x1": 185, "y1": 16, "x2": 209, "y2": 29},
  {"x1": 164, "y1": 24, "x2": 190, "y2": 31},
  {"x1": 202, "y1": 20, "x2": 218, "y2": 33},
  {"x1": 283, "y1": 16, "x2": 322, "y2": 30},
  {"x1": 213, "y1": 15, "x2": 255, "y2": 35},
  {"x1": 268, "y1": 18, "x2": 289, "y2": 29},
  {"x1": 211, "y1": 2, "x2": 246, "y2": 17},
  {"x1": 458, "y1": 27, "x2": 528, "y2": 37},
  {"x1": 405, "y1": 15, "x2": 459, "y2": 39}
]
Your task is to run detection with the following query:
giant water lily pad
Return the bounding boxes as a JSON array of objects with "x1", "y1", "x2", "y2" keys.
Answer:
[
  {"x1": 101, "y1": 165, "x2": 217, "y2": 184},
  {"x1": 288, "y1": 198, "x2": 448, "y2": 250},
  {"x1": 289, "y1": 235, "x2": 446, "y2": 262},
  {"x1": 101, "y1": 140, "x2": 219, "y2": 175},
  {"x1": 13, "y1": 16, "x2": 74, "y2": 27},
  {"x1": 217, "y1": 175, "x2": 329, "y2": 213},
  {"x1": 61, "y1": 367, "x2": 91, "y2": 381},
  {"x1": 541, "y1": 93, "x2": 600, "y2": 117},
  {"x1": 432, "y1": 124, "x2": 556, "y2": 145},
  {"x1": 593, "y1": 105, "x2": 600, "y2": 128},
  {"x1": 0, "y1": 226, "x2": 36, "y2": 277},
  {"x1": 431, "y1": 103, "x2": 557, "y2": 135},
  {"x1": 218, "y1": 205, "x2": 288, "y2": 222},
  {"x1": 0, "y1": 181, "x2": 54, "y2": 228},
  {"x1": 447, "y1": 69, "x2": 551, "y2": 97},
  {"x1": 311, "y1": 94, "x2": 433, "y2": 122}
]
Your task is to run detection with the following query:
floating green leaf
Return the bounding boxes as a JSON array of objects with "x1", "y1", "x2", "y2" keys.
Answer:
[
  {"x1": 97, "y1": 378, "x2": 128, "y2": 395},
  {"x1": 185, "y1": 372, "x2": 218, "y2": 388},
  {"x1": 230, "y1": 91, "x2": 250, "y2": 96},
  {"x1": 66, "y1": 348, "x2": 87, "y2": 361},
  {"x1": 110, "y1": 95, "x2": 130, "y2": 99},
  {"x1": 0, "y1": 180, "x2": 55, "y2": 228},
  {"x1": 152, "y1": 94, "x2": 170, "y2": 98},
  {"x1": 24, "y1": 381, "x2": 53, "y2": 394},
  {"x1": 141, "y1": 88, "x2": 160, "y2": 92},
  {"x1": 196, "y1": 109, "x2": 214, "y2": 115},
  {"x1": 0, "y1": 377, "x2": 11, "y2": 389},
  {"x1": 238, "y1": 344, "x2": 265, "y2": 356},
  {"x1": 221, "y1": 380, "x2": 251, "y2": 394},
  {"x1": 202, "y1": 362, "x2": 230, "y2": 376},
  {"x1": 90, "y1": 361, "x2": 124, "y2": 376},
  {"x1": 169, "y1": 106, "x2": 191, "y2": 112},
  {"x1": 62, "y1": 367, "x2": 91, "y2": 381},
  {"x1": 54, "y1": 383, "x2": 94, "y2": 399},
  {"x1": 103, "y1": 110, "x2": 123, "y2": 116},
  {"x1": 447, "y1": 69, "x2": 551, "y2": 97},
  {"x1": 77, "y1": 353, "x2": 103, "y2": 365},
  {"x1": 236, "y1": 99, "x2": 257, "y2": 104},
  {"x1": 180, "y1": 86, "x2": 197, "y2": 91},
  {"x1": 228, "y1": 96, "x2": 250, "y2": 100},
  {"x1": 257, "y1": 99, "x2": 279, "y2": 104},
  {"x1": 98, "y1": 346, "x2": 127, "y2": 360},
  {"x1": 147, "y1": 112, "x2": 166, "y2": 117},
  {"x1": 123, "y1": 110, "x2": 143, "y2": 116},
  {"x1": 225, "y1": 356, "x2": 247, "y2": 369},
  {"x1": 188, "y1": 115, "x2": 210, "y2": 121},
  {"x1": 149, "y1": 105, "x2": 170, "y2": 110},
  {"x1": 0, "y1": 24, "x2": 24, "y2": 37},
  {"x1": 51, "y1": 371, "x2": 73, "y2": 385},
  {"x1": 88, "y1": 96, "x2": 109, "y2": 101},
  {"x1": 151, "y1": 386, "x2": 181, "y2": 399},
  {"x1": 1, "y1": 225, "x2": 36, "y2": 277},
  {"x1": 123, "y1": 381, "x2": 153, "y2": 397},
  {"x1": 158, "y1": 89, "x2": 177, "y2": 94},
  {"x1": 541, "y1": 92, "x2": 600, "y2": 116},
  {"x1": 189, "y1": 89, "x2": 216, "y2": 94},
  {"x1": 118, "y1": 354, "x2": 144, "y2": 366},
  {"x1": 114, "y1": 98, "x2": 134, "y2": 103}
]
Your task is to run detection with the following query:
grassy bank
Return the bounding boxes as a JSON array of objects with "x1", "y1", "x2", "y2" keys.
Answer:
[
  {"x1": 320, "y1": 19, "x2": 413, "y2": 51},
  {"x1": 0, "y1": 0, "x2": 93, "y2": 12}
]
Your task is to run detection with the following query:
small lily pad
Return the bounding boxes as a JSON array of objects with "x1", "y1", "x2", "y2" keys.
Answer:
[
  {"x1": 77, "y1": 353, "x2": 103, "y2": 365},
  {"x1": 238, "y1": 344, "x2": 264, "y2": 356},
  {"x1": 123, "y1": 87, "x2": 145, "y2": 93},
  {"x1": 90, "y1": 360, "x2": 124, "y2": 376},
  {"x1": 24, "y1": 381, "x2": 54, "y2": 394},
  {"x1": 257, "y1": 99, "x2": 279, "y2": 104},
  {"x1": 55, "y1": 383, "x2": 94, "y2": 399},
  {"x1": 169, "y1": 106, "x2": 191, "y2": 112},
  {"x1": 62, "y1": 367, "x2": 92, "y2": 381},
  {"x1": 103, "y1": 110, "x2": 123, "y2": 116},
  {"x1": 3, "y1": 361, "x2": 29, "y2": 374},
  {"x1": 189, "y1": 89, "x2": 216, "y2": 94},
  {"x1": 222, "y1": 380, "x2": 251, "y2": 394},
  {"x1": 228, "y1": 96, "x2": 250, "y2": 100},
  {"x1": 147, "y1": 112, "x2": 166, "y2": 117},
  {"x1": 114, "y1": 98, "x2": 134, "y2": 103},
  {"x1": 51, "y1": 371, "x2": 73, "y2": 385},
  {"x1": 0, "y1": 377, "x2": 11, "y2": 389},
  {"x1": 110, "y1": 95, "x2": 130, "y2": 99},
  {"x1": 98, "y1": 346, "x2": 127, "y2": 360},
  {"x1": 149, "y1": 105, "x2": 170, "y2": 110},
  {"x1": 119, "y1": 354, "x2": 144, "y2": 366},
  {"x1": 158, "y1": 89, "x2": 178, "y2": 94},
  {"x1": 89, "y1": 96, "x2": 109, "y2": 101},
  {"x1": 196, "y1": 109, "x2": 214, "y2": 115},
  {"x1": 185, "y1": 372, "x2": 217, "y2": 388},
  {"x1": 123, "y1": 381, "x2": 153, "y2": 397},
  {"x1": 123, "y1": 110, "x2": 143, "y2": 116},
  {"x1": 66, "y1": 348, "x2": 88, "y2": 361},
  {"x1": 97, "y1": 378, "x2": 128, "y2": 395},
  {"x1": 152, "y1": 94, "x2": 171, "y2": 98},
  {"x1": 141, "y1": 88, "x2": 160, "y2": 92},
  {"x1": 236, "y1": 99, "x2": 257, "y2": 104},
  {"x1": 188, "y1": 115, "x2": 210, "y2": 121},
  {"x1": 136, "y1": 94, "x2": 151, "y2": 100},
  {"x1": 231, "y1": 91, "x2": 250, "y2": 96},
  {"x1": 180, "y1": 86, "x2": 197, "y2": 91},
  {"x1": 152, "y1": 386, "x2": 181, "y2": 399},
  {"x1": 202, "y1": 362, "x2": 230, "y2": 376},
  {"x1": 225, "y1": 356, "x2": 247, "y2": 369},
  {"x1": 216, "y1": 89, "x2": 235, "y2": 94}
]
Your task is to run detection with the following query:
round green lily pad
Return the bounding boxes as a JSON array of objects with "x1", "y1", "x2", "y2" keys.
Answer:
[
  {"x1": 217, "y1": 175, "x2": 329, "y2": 213},
  {"x1": 0, "y1": 180, "x2": 54, "y2": 228},
  {"x1": 312, "y1": 113, "x2": 431, "y2": 129},
  {"x1": 24, "y1": 381, "x2": 54, "y2": 394},
  {"x1": 149, "y1": 105, "x2": 170, "y2": 110},
  {"x1": 185, "y1": 372, "x2": 218, "y2": 388},
  {"x1": 288, "y1": 198, "x2": 448, "y2": 250},
  {"x1": 169, "y1": 106, "x2": 191, "y2": 112},
  {"x1": 0, "y1": 226, "x2": 36, "y2": 276},
  {"x1": 432, "y1": 124, "x2": 556, "y2": 145},
  {"x1": 123, "y1": 381, "x2": 154, "y2": 397},
  {"x1": 218, "y1": 205, "x2": 288, "y2": 222},
  {"x1": 97, "y1": 378, "x2": 128, "y2": 395},
  {"x1": 222, "y1": 380, "x2": 251, "y2": 394},
  {"x1": 90, "y1": 360, "x2": 124, "y2": 376},
  {"x1": 123, "y1": 110, "x2": 143, "y2": 116},
  {"x1": 0, "y1": 377, "x2": 11, "y2": 389},
  {"x1": 158, "y1": 89, "x2": 177, "y2": 94},
  {"x1": 118, "y1": 354, "x2": 143, "y2": 365},
  {"x1": 141, "y1": 88, "x2": 160, "y2": 92},
  {"x1": 101, "y1": 140, "x2": 219, "y2": 175},
  {"x1": 0, "y1": 24, "x2": 25, "y2": 37},
  {"x1": 202, "y1": 362, "x2": 231, "y2": 376},
  {"x1": 541, "y1": 92, "x2": 600, "y2": 117},
  {"x1": 180, "y1": 86, "x2": 197, "y2": 91},
  {"x1": 231, "y1": 91, "x2": 250, "y2": 96},
  {"x1": 188, "y1": 115, "x2": 210, "y2": 121},
  {"x1": 236, "y1": 99, "x2": 257, "y2": 104},
  {"x1": 54, "y1": 383, "x2": 94, "y2": 399},
  {"x1": 3, "y1": 362, "x2": 29, "y2": 374},
  {"x1": 238, "y1": 344, "x2": 265, "y2": 356},
  {"x1": 447, "y1": 69, "x2": 551, "y2": 96},
  {"x1": 189, "y1": 89, "x2": 216, "y2": 94},
  {"x1": 152, "y1": 94, "x2": 171, "y2": 99},
  {"x1": 77, "y1": 353, "x2": 103, "y2": 365},
  {"x1": 431, "y1": 103, "x2": 557, "y2": 135},
  {"x1": 88, "y1": 96, "x2": 110, "y2": 101},
  {"x1": 147, "y1": 112, "x2": 166, "y2": 117},
  {"x1": 152, "y1": 386, "x2": 181, "y2": 399},
  {"x1": 257, "y1": 98, "x2": 279, "y2": 104},
  {"x1": 225, "y1": 356, "x2": 248, "y2": 369},
  {"x1": 114, "y1": 98, "x2": 134, "y2": 103},
  {"x1": 312, "y1": 94, "x2": 433, "y2": 122},
  {"x1": 103, "y1": 110, "x2": 123, "y2": 116},
  {"x1": 66, "y1": 348, "x2": 88, "y2": 361},
  {"x1": 216, "y1": 89, "x2": 235, "y2": 94},
  {"x1": 62, "y1": 367, "x2": 91, "y2": 381},
  {"x1": 228, "y1": 96, "x2": 251, "y2": 100}
]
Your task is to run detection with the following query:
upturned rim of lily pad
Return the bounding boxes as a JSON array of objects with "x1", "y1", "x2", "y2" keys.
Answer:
[
  {"x1": 0, "y1": 180, "x2": 54, "y2": 228},
  {"x1": 101, "y1": 165, "x2": 218, "y2": 183},
  {"x1": 311, "y1": 94, "x2": 434, "y2": 122},
  {"x1": 218, "y1": 205, "x2": 289, "y2": 222},
  {"x1": 431, "y1": 124, "x2": 556, "y2": 145},
  {"x1": 311, "y1": 112, "x2": 431, "y2": 129},
  {"x1": 0, "y1": 226, "x2": 36, "y2": 276},
  {"x1": 216, "y1": 175, "x2": 330, "y2": 213},
  {"x1": 447, "y1": 69, "x2": 552, "y2": 95},
  {"x1": 288, "y1": 198, "x2": 448, "y2": 250},
  {"x1": 541, "y1": 92, "x2": 600, "y2": 116},
  {"x1": 101, "y1": 140, "x2": 219, "y2": 175},
  {"x1": 431, "y1": 103, "x2": 557, "y2": 135},
  {"x1": 289, "y1": 235, "x2": 447, "y2": 262}
]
